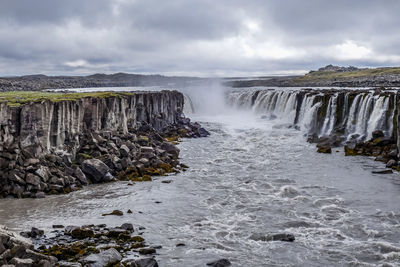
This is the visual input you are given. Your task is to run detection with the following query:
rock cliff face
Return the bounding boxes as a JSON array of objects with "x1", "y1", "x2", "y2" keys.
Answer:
[
  {"x1": 0, "y1": 90, "x2": 210, "y2": 198},
  {"x1": 0, "y1": 90, "x2": 183, "y2": 157}
]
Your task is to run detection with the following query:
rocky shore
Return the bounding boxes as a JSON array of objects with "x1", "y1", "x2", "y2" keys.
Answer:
[{"x1": 0, "y1": 91, "x2": 209, "y2": 198}]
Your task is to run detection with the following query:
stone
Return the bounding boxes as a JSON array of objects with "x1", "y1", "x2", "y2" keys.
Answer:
[
  {"x1": 132, "y1": 258, "x2": 158, "y2": 267},
  {"x1": 82, "y1": 248, "x2": 122, "y2": 267},
  {"x1": 9, "y1": 258, "x2": 34, "y2": 267},
  {"x1": 102, "y1": 210, "x2": 123, "y2": 216},
  {"x1": 9, "y1": 173, "x2": 26, "y2": 185},
  {"x1": 197, "y1": 127, "x2": 210, "y2": 137},
  {"x1": 24, "y1": 158, "x2": 40, "y2": 167},
  {"x1": 120, "y1": 223, "x2": 133, "y2": 231},
  {"x1": 140, "y1": 147, "x2": 154, "y2": 154},
  {"x1": 372, "y1": 130, "x2": 384, "y2": 139},
  {"x1": 250, "y1": 233, "x2": 295, "y2": 242},
  {"x1": 35, "y1": 166, "x2": 50, "y2": 182},
  {"x1": 386, "y1": 159, "x2": 397, "y2": 168},
  {"x1": 206, "y1": 259, "x2": 231, "y2": 267},
  {"x1": 160, "y1": 142, "x2": 179, "y2": 158},
  {"x1": 372, "y1": 169, "x2": 393, "y2": 174},
  {"x1": 58, "y1": 261, "x2": 82, "y2": 267},
  {"x1": 317, "y1": 145, "x2": 332, "y2": 154},
  {"x1": 74, "y1": 167, "x2": 89, "y2": 186},
  {"x1": 34, "y1": 192, "x2": 46, "y2": 199},
  {"x1": 138, "y1": 247, "x2": 156, "y2": 255},
  {"x1": 81, "y1": 159, "x2": 110, "y2": 183},
  {"x1": 120, "y1": 145, "x2": 130, "y2": 158},
  {"x1": 25, "y1": 173, "x2": 41, "y2": 186},
  {"x1": 70, "y1": 227, "x2": 94, "y2": 239}
]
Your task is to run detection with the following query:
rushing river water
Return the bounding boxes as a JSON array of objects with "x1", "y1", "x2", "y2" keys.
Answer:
[{"x1": 1, "y1": 86, "x2": 400, "y2": 266}]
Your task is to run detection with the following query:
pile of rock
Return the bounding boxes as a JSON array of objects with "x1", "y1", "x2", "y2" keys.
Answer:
[
  {"x1": 0, "y1": 116, "x2": 209, "y2": 198},
  {"x1": 344, "y1": 130, "x2": 399, "y2": 171},
  {"x1": 0, "y1": 226, "x2": 57, "y2": 266},
  {"x1": 312, "y1": 130, "x2": 399, "y2": 171},
  {"x1": 31, "y1": 223, "x2": 159, "y2": 267}
]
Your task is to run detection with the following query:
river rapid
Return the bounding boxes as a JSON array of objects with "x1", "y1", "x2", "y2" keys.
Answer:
[{"x1": 1, "y1": 85, "x2": 400, "y2": 266}]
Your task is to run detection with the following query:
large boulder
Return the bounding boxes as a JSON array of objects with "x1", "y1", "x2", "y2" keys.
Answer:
[
  {"x1": 81, "y1": 159, "x2": 112, "y2": 183},
  {"x1": 82, "y1": 248, "x2": 121, "y2": 267}
]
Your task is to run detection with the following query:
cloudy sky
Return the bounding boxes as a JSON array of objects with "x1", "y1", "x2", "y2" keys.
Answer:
[{"x1": 0, "y1": 0, "x2": 399, "y2": 76}]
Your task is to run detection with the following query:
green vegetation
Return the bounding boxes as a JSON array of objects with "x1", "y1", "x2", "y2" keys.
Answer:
[
  {"x1": 294, "y1": 67, "x2": 400, "y2": 82},
  {"x1": 0, "y1": 91, "x2": 134, "y2": 107}
]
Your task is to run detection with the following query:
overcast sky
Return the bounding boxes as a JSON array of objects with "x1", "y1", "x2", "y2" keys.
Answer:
[{"x1": 0, "y1": 0, "x2": 399, "y2": 76}]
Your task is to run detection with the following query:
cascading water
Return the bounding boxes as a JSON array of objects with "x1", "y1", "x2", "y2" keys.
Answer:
[{"x1": 227, "y1": 88, "x2": 396, "y2": 142}]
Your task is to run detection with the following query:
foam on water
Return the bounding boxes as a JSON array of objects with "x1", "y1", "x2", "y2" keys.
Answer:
[{"x1": 0, "y1": 85, "x2": 399, "y2": 266}]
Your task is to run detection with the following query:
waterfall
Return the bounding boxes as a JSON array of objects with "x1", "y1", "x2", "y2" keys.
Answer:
[{"x1": 227, "y1": 88, "x2": 396, "y2": 143}]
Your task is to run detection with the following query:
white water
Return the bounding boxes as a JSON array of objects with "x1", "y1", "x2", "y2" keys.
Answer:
[
  {"x1": 0, "y1": 85, "x2": 399, "y2": 266},
  {"x1": 228, "y1": 88, "x2": 396, "y2": 142}
]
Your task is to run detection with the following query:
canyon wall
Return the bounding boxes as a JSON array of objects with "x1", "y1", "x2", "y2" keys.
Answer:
[
  {"x1": 0, "y1": 91, "x2": 183, "y2": 158},
  {"x1": 0, "y1": 90, "x2": 204, "y2": 198}
]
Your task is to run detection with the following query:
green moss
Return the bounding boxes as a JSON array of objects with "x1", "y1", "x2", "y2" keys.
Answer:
[
  {"x1": 0, "y1": 91, "x2": 134, "y2": 107},
  {"x1": 294, "y1": 67, "x2": 400, "y2": 83}
]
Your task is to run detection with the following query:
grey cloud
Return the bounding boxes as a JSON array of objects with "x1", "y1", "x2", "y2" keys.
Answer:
[{"x1": 0, "y1": 0, "x2": 399, "y2": 76}]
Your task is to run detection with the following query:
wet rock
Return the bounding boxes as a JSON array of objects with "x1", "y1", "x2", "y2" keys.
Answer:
[
  {"x1": 74, "y1": 168, "x2": 88, "y2": 186},
  {"x1": 127, "y1": 209, "x2": 133, "y2": 214},
  {"x1": 34, "y1": 192, "x2": 45, "y2": 199},
  {"x1": 138, "y1": 247, "x2": 156, "y2": 255},
  {"x1": 25, "y1": 174, "x2": 41, "y2": 186},
  {"x1": 197, "y1": 127, "x2": 210, "y2": 137},
  {"x1": 35, "y1": 166, "x2": 50, "y2": 182},
  {"x1": 386, "y1": 159, "x2": 397, "y2": 168},
  {"x1": 372, "y1": 169, "x2": 393, "y2": 174},
  {"x1": 102, "y1": 210, "x2": 123, "y2": 216},
  {"x1": 120, "y1": 223, "x2": 134, "y2": 231},
  {"x1": 9, "y1": 257, "x2": 33, "y2": 266},
  {"x1": 206, "y1": 259, "x2": 231, "y2": 267},
  {"x1": 317, "y1": 145, "x2": 332, "y2": 154},
  {"x1": 58, "y1": 261, "x2": 82, "y2": 267},
  {"x1": 81, "y1": 159, "x2": 111, "y2": 183},
  {"x1": 52, "y1": 225, "x2": 64, "y2": 229},
  {"x1": 70, "y1": 227, "x2": 94, "y2": 239},
  {"x1": 250, "y1": 233, "x2": 295, "y2": 242},
  {"x1": 120, "y1": 145, "x2": 130, "y2": 158},
  {"x1": 82, "y1": 248, "x2": 122, "y2": 267},
  {"x1": 129, "y1": 258, "x2": 159, "y2": 267},
  {"x1": 372, "y1": 130, "x2": 384, "y2": 139}
]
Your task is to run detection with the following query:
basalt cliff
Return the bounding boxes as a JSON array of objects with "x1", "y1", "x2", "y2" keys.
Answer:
[{"x1": 0, "y1": 90, "x2": 209, "y2": 198}]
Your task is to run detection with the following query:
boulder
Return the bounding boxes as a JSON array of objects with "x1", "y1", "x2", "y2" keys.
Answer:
[
  {"x1": 81, "y1": 159, "x2": 111, "y2": 183},
  {"x1": 317, "y1": 145, "x2": 332, "y2": 154},
  {"x1": 9, "y1": 257, "x2": 34, "y2": 267},
  {"x1": 206, "y1": 259, "x2": 231, "y2": 267},
  {"x1": 82, "y1": 248, "x2": 122, "y2": 267},
  {"x1": 119, "y1": 145, "x2": 130, "y2": 158},
  {"x1": 25, "y1": 174, "x2": 41, "y2": 186},
  {"x1": 386, "y1": 159, "x2": 397, "y2": 168},
  {"x1": 35, "y1": 166, "x2": 50, "y2": 182},
  {"x1": 372, "y1": 130, "x2": 384, "y2": 139},
  {"x1": 250, "y1": 232, "x2": 295, "y2": 242},
  {"x1": 160, "y1": 142, "x2": 179, "y2": 159},
  {"x1": 138, "y1": 248, "x2": 156, "y2": 255},
  {"x1": 131, "y1": 258, "x2": 158, "y2": 267},
  {"x1": 74, "y1": 168, "x2": 88, "y2": 186}
]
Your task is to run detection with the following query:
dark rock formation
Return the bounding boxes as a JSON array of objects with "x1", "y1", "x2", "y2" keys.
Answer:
[{"x1": 0, "y1": 91, "x2": 209, "y2": 198}]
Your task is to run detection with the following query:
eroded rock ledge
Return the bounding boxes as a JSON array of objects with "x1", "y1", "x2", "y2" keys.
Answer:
[{"x1": 0, "y1": 91, "x2": 209, "y2": 198}]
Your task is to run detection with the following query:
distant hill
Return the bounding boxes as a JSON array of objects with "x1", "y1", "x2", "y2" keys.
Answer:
[
  {"x1": 0, "y1": 73, "x2": 204, "y2": 92},
  {"x1": 225, "y1": 65, "x2": 400, "y2": 88}
]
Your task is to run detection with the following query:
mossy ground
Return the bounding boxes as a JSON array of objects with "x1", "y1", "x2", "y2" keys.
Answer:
[
  {"x1": 0, "y1": 91, "x2": 133, "y2": 107},
  {"x1": 294, "y1": 67, "x2": 400, "y2": 83}
]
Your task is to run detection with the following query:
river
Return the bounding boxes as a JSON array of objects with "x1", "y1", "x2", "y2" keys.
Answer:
[{"x1": 0, "y1": 85, "x2": 400, "y2": 266}]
